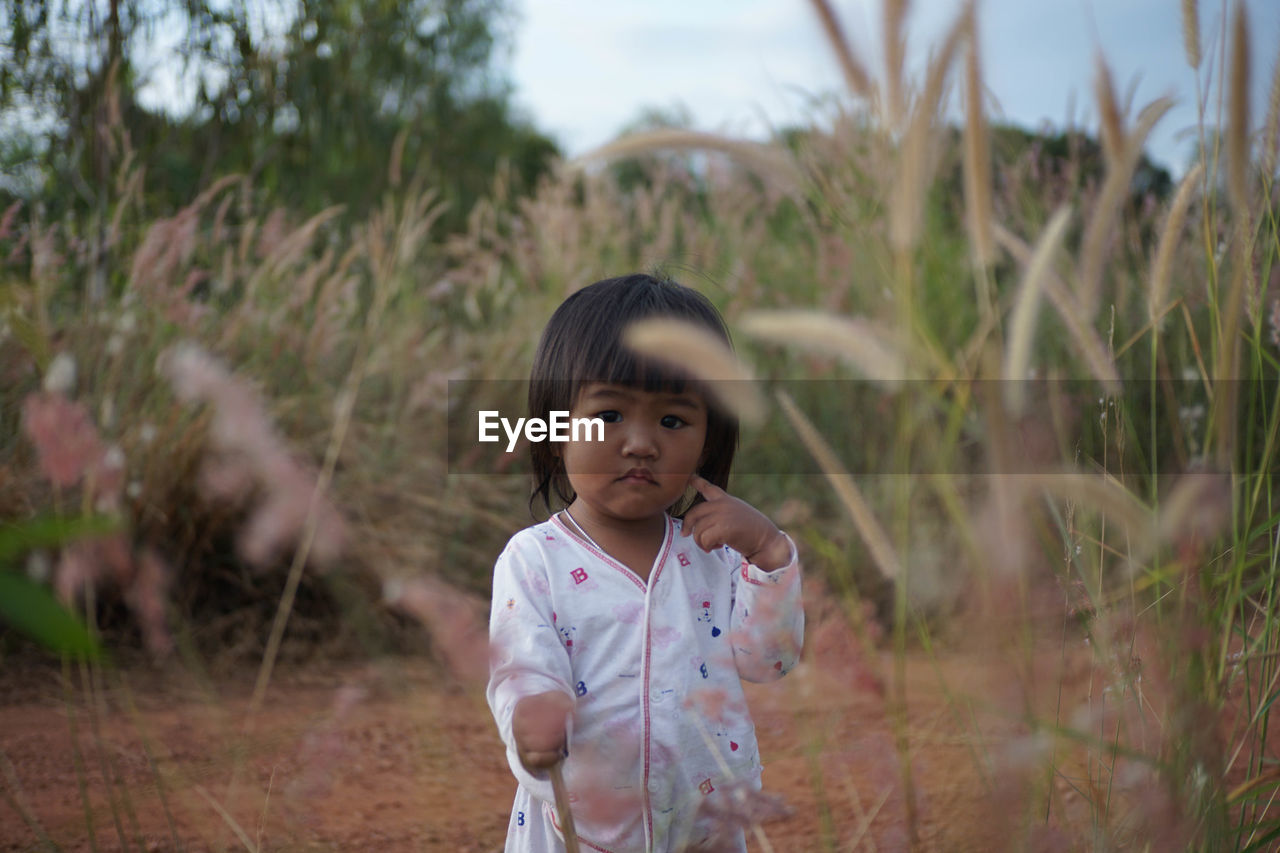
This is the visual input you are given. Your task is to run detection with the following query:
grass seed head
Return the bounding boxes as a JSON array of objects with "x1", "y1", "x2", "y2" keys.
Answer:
[
  {"x1": 1181, "y1": 0, "x2": 1201, "y2": 68},
  {"x1": 739, "y1": 310, "x2": 907, "y2": 382},
  {"x1": 1094, "y1": 55, "x2": 1126, "y2": 165},
  {"x1": 384, "y1": 576, "x2": 490, "y2": 682},
  {"x1": 1228, "y1": 0, "x2": 1252, "y2": 215},
  {"x1": 1002, "y1": 206, "x2": 1072, "y2": 413},
  {"x1": 622, "y1": 317, "x2": 765, "y2": 424},
  {"x1": 161, "y1": 341, "x2": 349, "y2": 571},
  {"x1": 0, "y1": 200, "x2": 20, "y2": 241},
  {"x1": 1078, "y1": 96, "x2": 1175, "y2": 317},
  {"x1": 807, "y1": 0, "x2": 875, "y2": 101},
  {"x1": 128, "y1": 549, "x2": 174, "y2": 656},
  {"x1": 1148, "y1": 162, "x2": 1205, "y2": 324},
  {"x1": 890, "y1": 7, "x2": 966, "y2": 252},
  {"x1": 1263, "y1": 52, "x2": 1280, "y2": 177}
]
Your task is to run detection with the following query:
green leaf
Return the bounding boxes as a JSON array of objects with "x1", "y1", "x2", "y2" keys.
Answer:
[
  {"x1": 0, "y1": 306, "x2": 50, "y2": 370},
  {"x1": 0, "y1": 572, "x2": 100, "y2": 659},
  {"x1": 0, "y1": 515, "x2": 119, "y2": 563}
]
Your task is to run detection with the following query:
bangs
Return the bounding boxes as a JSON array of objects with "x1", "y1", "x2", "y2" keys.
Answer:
[{"x1": 574, "y1": 327, "x2": 695, "y2": 396}]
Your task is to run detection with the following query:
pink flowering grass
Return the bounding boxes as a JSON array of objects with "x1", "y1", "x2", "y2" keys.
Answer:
[
  {"x1": 161, "y1": 341, "x2": 347, "y2": 571},
  {"x1": 21, "y1": 392, "x2": 106, "y2": 490}
]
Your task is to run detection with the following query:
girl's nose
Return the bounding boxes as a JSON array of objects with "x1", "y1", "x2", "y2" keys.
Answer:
[{"x1": 620, "y1": 422, "x2": 658, "y2": 459}]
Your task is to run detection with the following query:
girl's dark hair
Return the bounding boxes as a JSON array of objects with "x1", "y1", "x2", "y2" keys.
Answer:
[{"x1": 528, "y1": 274, "x2": 738, "y2": 516}]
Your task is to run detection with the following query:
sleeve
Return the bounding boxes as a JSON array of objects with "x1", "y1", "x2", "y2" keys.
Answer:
[
  {"x1": 726, "y1": 533, "x2": 804, "y2": 683},
  {"x1": 485, "y1": 537, "x2": 576, "y2": 798}
]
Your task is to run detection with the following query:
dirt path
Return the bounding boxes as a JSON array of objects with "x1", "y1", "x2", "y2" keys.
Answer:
[{"x1": 0, "y1": 644, "x2": 1047, "y2": 853}]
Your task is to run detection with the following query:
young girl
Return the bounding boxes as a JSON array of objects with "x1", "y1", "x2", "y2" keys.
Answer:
[{"x1": 487, "y1": 274, "x2": 804, "y2": 852}]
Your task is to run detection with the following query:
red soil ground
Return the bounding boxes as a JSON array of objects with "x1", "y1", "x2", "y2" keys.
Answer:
[{"x1": 2, "y1": 643, "x2": 1073, "y2": 853}]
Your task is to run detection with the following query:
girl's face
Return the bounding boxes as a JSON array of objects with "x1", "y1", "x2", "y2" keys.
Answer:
[{"x1": 559, "y1": 382, "x2": 708, "y2": 525}]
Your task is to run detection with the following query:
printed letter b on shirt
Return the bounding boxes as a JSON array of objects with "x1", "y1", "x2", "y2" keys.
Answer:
[{"x1": 570, "y1": 567, "x2": 589, "y2": 584}]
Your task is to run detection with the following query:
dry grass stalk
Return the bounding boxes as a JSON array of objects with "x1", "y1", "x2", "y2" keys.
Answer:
[
  {"x1": 0, "y1": 200, "x2": 20, "y2": 240},
  {"x1": 883, "y1": 0, "x2": 910, "y2": 130},
  {"x1": 1078, "y1": 96, "x2": 1175, "y2": 317},
  {"x1": 994, "y1": 222, "x2": 1121, "y2": 396},
  {"x1": 622, "y1": 317, "x2": 766, "y2": 424},
  {"x1": 107, "y1": 166, "x2": 145, "y2": 246},
  {"x1": 574, "y1": 129, "x2": 803, "y2": 201},
  {"x1": 738, "y1": 310, "x2": 907, "y2": 382},
  {"x1": 805, "y1": 0, "x2": 875, "y2": 100},
  {"x1": 193, "y1": 785, "x2": 258, "y2": 853},
  {"x1": 1148, "y1": 162, "x2": 1205, "y2": 324},
  {"x1": 775, "y1": 390, "x2": 901, "y2": 583},
  {"x1": 0, "y1": 748, "x2": 57, "y2": 848},
  {"x1": 962, "y1": 4, "x2": 994, "y2": 268},
  {"x1": 1227, "y1": 0, "x2": 1251, "y2": 215},
  {"x1": 129, "y1": 207, "x2": 199, "y2": 295},
  {"x1": 1094, "y1": 55, "x2": 1126, "y2": 165},
  {"x1": 257, "y1": 205, "x2": 344, "y2": 282},
  {"x1": 1181, "y1": 0, "x2": 1201, "y2": 68},
  {"x1": 1214, "y1": 235, "x2": 1248, "y2": 466},
  {"x1": 1027, "y1": 472, "x2": 1154, "y2": 552},
  {"x1": 191, "y1": 174, "x2": 245, "y2": 213},
  {"x1": 211, "y1": 190, "x2": 235, "y2": 248},
  {"x1": 1002, "y1": 206, "x2": 1072, "y2": 413},
  {"x1": 389, "y1": 129, "x2": 408, "y2": 189},
  {"x1": 549, "y1": 764, "x2": 582, "y2": 853},
  {"x1": 889, "y1": 7, "x2": 967, "y2": 252}
]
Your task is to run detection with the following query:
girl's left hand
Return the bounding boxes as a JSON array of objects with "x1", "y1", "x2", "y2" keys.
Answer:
[{"x1": 680, "y1": 474, "x2": 792, "y2": 571}]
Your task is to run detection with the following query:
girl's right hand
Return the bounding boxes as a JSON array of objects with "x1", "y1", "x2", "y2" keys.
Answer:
[
  {"x1": 512, "y1": 691, "x2": 573, "y2": 772},
  {"x1": 682, "y1": 475, "x2": 792, "y2": 571}
]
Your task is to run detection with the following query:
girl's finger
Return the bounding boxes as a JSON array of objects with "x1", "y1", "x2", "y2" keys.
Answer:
[
  {"x1": 690, "y1": 474, "x2": 725, "y2": 501},
  {"x1": 519, "y1": 747, "x2": 568, "y2": 771},
  {"x1": 694, "y1": 520, "x2": 726, "y2": 552},
  {"x1": 681, "y1": 502, "x2": 712, "y2": 535}
]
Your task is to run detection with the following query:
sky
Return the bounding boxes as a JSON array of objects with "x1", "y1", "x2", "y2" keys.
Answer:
[{"x1": 507, "y1": 0, "x2": 1280, "y2": 174}]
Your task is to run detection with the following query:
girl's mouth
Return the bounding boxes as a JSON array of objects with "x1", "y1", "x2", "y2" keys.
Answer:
[{"x1": 619, "y1": 468, "x2": 657, "y2": 484}]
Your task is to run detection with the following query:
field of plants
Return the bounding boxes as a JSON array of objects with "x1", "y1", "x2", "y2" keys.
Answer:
[{"x1": 2, "y1": 0, "x2": 1279, "y2": 849}]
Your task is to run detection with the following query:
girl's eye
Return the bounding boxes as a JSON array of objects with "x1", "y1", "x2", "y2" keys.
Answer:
[
  {"x1": 596, "y1": 410, "x2": 622, "y2": 423},
  {"x1": 660, "y1": 414, "x2": 687, "y2": 429}
]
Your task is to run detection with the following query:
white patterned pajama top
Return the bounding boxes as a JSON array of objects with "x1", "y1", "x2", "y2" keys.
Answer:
[{"x1": 486, "y1": 513, "x2": 804, "y2": 852}]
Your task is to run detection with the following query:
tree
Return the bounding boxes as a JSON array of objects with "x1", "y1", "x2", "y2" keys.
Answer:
[{"x1": 0, "y1": 0, "x2": 558, "y2": 226}]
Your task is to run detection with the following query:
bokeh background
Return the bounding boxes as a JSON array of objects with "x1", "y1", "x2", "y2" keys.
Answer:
[{"x1": 2, "y1": 0, "x2": 1278, "y2": 849}]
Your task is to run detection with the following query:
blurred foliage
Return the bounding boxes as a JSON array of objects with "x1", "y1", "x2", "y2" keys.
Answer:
[
  {"x1": 0, "y1": 515, "x2": 116, "y2": 658},
  {"x1": 0, "y1": 0, "x2": 559, "y2": 229}
]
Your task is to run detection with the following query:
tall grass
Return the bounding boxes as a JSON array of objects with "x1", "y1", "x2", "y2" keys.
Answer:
[
  {"x1": 578, "y1": 0, "x2": 1279, "y2": 847},
  {"x1": 1, "y1": 0, "x2": 1278, "y2": 849}
]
